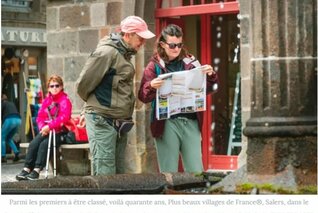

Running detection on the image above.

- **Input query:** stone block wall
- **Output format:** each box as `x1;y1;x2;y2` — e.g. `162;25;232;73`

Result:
1;0;47;28
237;0;252;167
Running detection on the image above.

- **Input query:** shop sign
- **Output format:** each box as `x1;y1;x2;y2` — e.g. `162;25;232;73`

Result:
1;27;46;47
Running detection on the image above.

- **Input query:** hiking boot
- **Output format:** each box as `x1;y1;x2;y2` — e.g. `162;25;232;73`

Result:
1;156;7;163
26;170;40;180
16;170;30;181
13;153;20;162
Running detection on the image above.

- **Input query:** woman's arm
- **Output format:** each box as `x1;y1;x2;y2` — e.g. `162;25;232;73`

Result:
138;62;160;103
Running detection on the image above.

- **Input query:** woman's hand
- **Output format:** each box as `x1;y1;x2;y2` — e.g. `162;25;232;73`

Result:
201;65;216;76
150;77;164;89
40;125;50;136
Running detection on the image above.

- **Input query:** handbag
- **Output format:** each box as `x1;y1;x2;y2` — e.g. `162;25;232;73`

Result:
63;130;77;144
63;117;88;144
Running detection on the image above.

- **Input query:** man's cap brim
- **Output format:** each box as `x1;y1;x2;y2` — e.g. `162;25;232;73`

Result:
136;30;156;39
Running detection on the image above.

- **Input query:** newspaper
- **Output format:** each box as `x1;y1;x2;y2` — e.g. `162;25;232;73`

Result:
156;65;208;120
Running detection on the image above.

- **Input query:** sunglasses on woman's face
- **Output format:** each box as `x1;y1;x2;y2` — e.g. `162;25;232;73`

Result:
49;84;60;88
164;42;183;49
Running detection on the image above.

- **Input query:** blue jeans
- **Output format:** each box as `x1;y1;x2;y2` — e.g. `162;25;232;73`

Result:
85;113;127;175
1;117;21;157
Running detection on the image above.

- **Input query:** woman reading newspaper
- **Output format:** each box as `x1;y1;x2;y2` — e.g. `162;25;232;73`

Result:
138;24;218;173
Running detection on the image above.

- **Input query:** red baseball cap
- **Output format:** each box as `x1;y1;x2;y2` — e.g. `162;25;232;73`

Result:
120;16;155;39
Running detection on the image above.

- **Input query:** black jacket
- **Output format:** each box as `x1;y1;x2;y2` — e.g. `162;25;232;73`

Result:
1;100;20;124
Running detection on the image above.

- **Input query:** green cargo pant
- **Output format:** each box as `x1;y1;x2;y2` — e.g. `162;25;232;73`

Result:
85;113;127;175
155;117;203;173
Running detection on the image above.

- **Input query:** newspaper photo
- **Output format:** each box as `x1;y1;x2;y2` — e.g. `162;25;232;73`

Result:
156;65;208;120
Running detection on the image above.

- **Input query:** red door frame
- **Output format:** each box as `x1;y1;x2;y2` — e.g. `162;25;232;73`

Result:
155;0;239;171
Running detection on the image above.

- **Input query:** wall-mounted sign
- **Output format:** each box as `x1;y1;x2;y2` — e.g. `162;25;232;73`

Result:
1;27;46;47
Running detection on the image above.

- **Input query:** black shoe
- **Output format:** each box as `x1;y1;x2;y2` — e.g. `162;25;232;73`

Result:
1;157;7;163
13;153;20;162
16;170;30;181
26;170;40;180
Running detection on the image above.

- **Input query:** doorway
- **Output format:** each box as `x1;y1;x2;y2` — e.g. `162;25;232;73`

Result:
155;0;240;171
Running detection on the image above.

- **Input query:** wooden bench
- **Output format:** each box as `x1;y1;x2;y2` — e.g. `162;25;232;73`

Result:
19;142;92;175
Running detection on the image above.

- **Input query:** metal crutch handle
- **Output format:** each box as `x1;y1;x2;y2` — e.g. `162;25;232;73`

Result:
45;130;52;179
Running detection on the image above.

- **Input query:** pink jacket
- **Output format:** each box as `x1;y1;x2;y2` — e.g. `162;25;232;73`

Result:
36;91;72;133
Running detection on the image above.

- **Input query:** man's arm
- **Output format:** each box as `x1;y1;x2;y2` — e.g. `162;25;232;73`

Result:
76;47;114;101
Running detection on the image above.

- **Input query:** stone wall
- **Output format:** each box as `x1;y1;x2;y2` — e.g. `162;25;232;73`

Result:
237;0;251;167
46;0;158;173
1;0;47;28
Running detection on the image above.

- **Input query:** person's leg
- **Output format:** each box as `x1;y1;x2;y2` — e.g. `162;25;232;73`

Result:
116;133;128;174
16;134;45;180
26;133;64;180
85;113;118;175
34;136;50;171
1;118;17;158
155;119;181;172
179;119;203;173
1;119;10;160
6;118;21;156
24;134;46;169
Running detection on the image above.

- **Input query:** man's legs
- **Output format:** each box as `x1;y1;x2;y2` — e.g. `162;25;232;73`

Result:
85;113;118;175
116;133;128;174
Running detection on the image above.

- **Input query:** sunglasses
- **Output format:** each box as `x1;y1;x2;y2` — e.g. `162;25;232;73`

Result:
164;42;184;49
49;84;60;88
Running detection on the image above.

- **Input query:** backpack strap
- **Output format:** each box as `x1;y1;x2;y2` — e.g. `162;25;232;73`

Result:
154;63;161;76
151;64;161;122
47;102;59;120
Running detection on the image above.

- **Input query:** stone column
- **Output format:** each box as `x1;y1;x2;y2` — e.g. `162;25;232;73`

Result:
241;0;317;188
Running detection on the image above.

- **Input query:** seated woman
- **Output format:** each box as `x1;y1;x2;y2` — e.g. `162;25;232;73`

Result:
16;75;72;180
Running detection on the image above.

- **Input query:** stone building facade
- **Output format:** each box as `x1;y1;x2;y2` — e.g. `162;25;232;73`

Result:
1;0;48;143
47;0;317;185
3;0;316;187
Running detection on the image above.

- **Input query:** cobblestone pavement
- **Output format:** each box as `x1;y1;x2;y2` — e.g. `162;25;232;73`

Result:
1;157;53;183
1;159;24;183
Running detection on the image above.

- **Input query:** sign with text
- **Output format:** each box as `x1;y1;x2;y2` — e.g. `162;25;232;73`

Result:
1;27;47;46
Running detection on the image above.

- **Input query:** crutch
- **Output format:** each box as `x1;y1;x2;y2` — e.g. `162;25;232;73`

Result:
45;128;57;178
45;130;52;179
53;129;56;177
45;103;59;179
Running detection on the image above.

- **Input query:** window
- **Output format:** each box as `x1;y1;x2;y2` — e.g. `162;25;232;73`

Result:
1;0;32;12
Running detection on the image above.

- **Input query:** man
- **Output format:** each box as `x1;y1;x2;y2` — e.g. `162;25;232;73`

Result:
76;16;155;175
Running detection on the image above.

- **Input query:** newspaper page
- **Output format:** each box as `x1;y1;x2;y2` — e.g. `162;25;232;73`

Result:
156;65;208;120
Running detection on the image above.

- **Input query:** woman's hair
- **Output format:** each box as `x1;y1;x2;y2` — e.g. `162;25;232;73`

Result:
156;24;188;62
47;74;64;89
